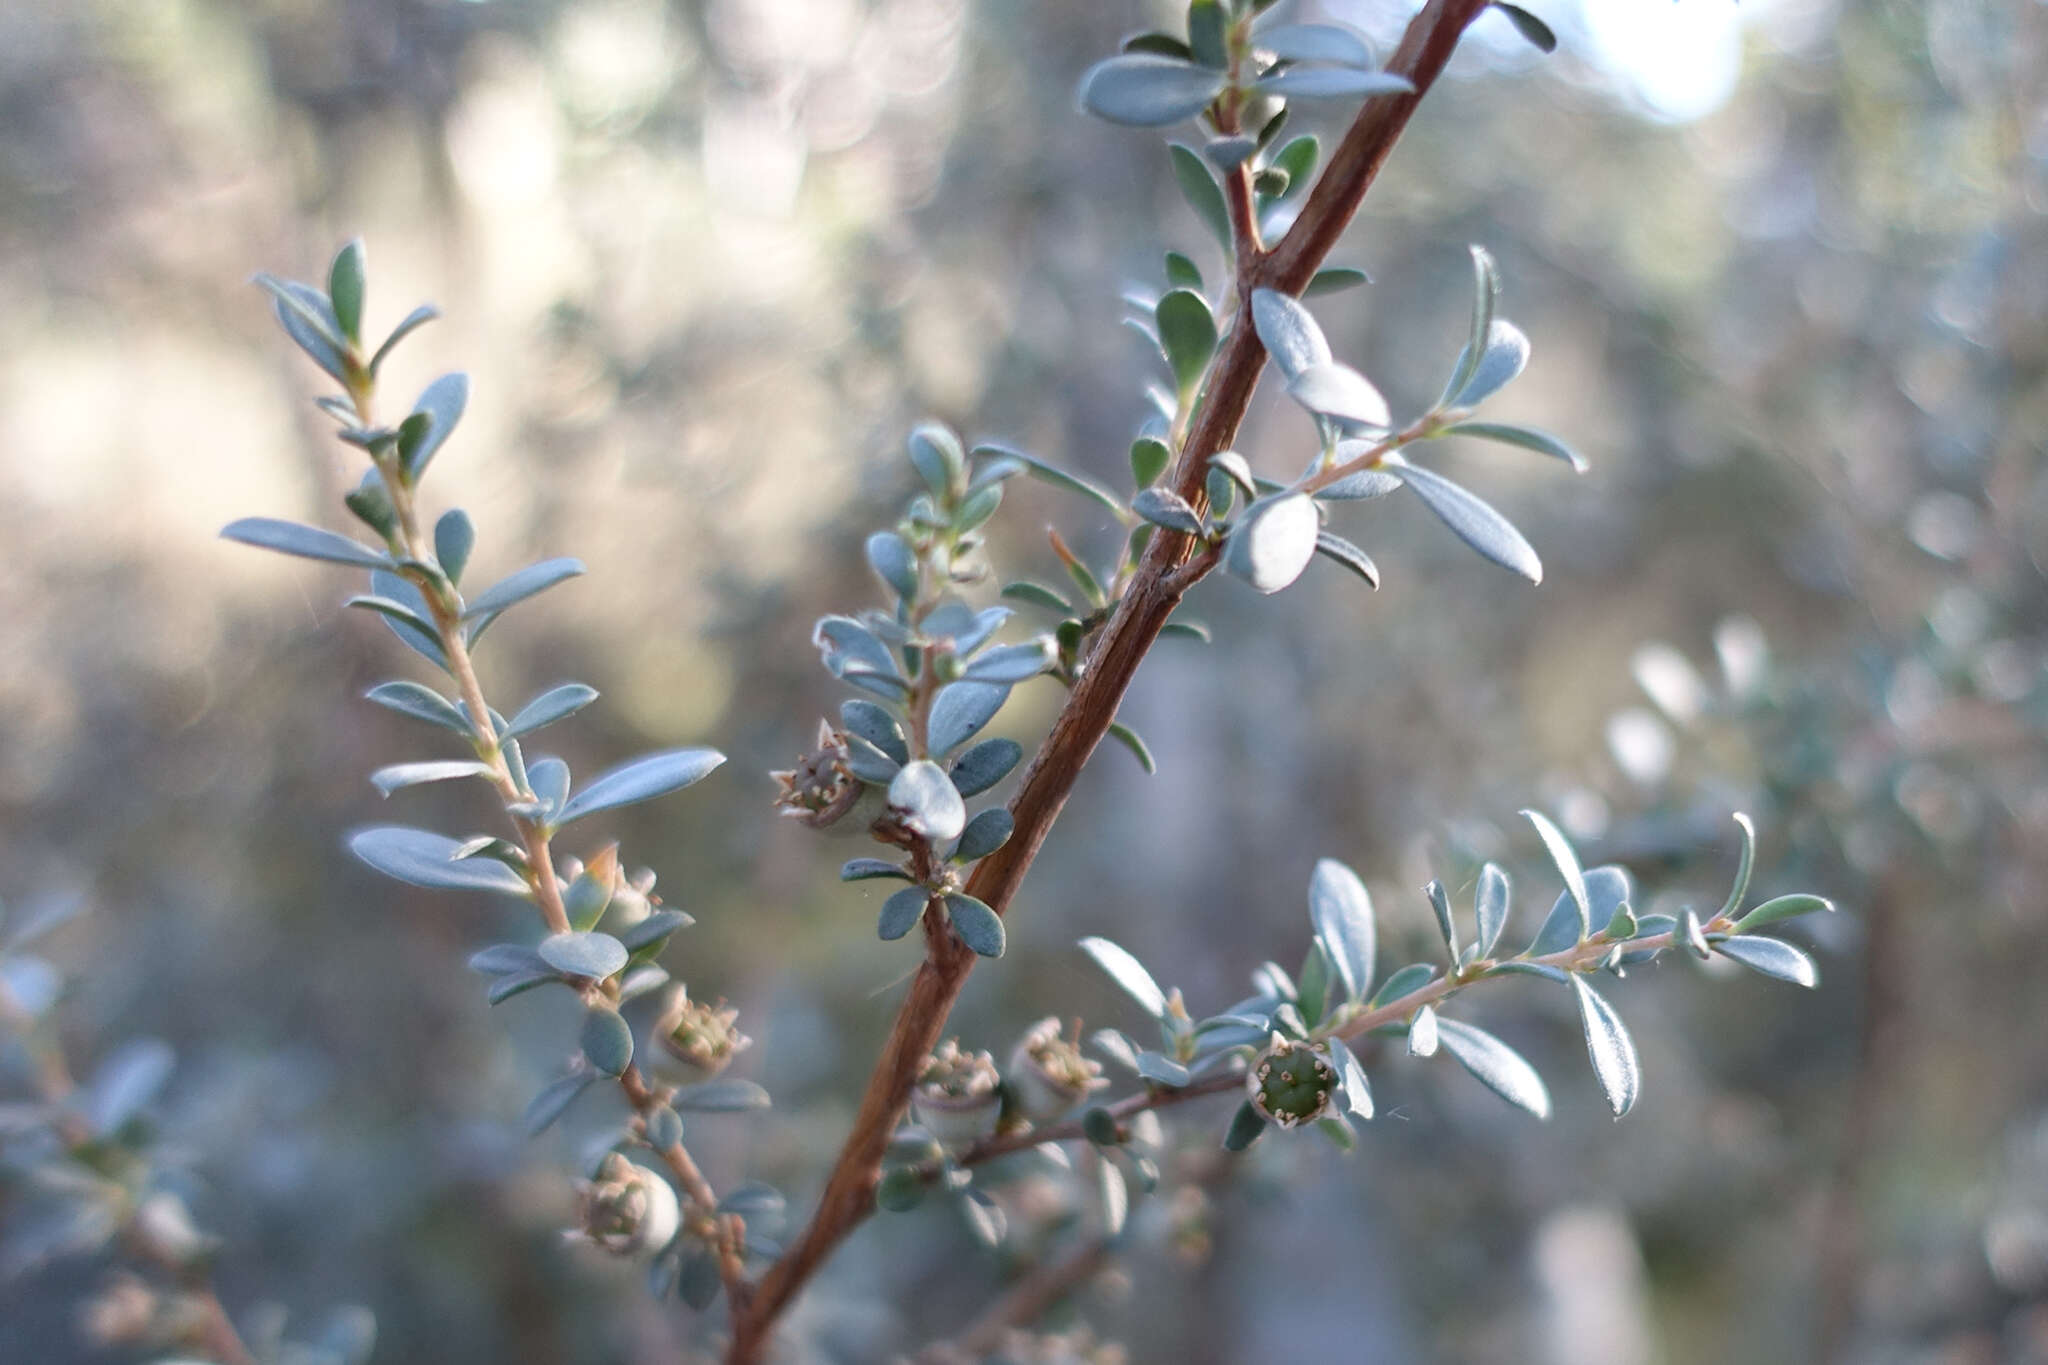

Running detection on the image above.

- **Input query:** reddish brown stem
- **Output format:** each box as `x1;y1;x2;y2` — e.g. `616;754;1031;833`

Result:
728;3;1490;1357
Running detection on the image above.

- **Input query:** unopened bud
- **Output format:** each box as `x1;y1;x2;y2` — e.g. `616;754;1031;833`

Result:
569;1153;681;1259
653;987;751;1082
1246;1036;1337;1129
1006;1017;1106;1126
913;1039;1002;1151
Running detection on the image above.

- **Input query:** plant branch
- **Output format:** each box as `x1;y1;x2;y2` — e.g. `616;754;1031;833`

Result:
731;2;1491;1356
346;383;750;1304
933;919;1703;1178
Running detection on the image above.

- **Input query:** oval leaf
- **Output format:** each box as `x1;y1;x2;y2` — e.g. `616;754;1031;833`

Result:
222;517;390;570
928;682;1009;755
504;684;599;740
949;738;1022;797
1223;493;1319;594
1077;54;1227;127
1570;976;1640;1117
1715;935;1818;988
1308;858;1375;1002
1250;289;1332;379
350;826;530;895
877;887;930;941
555;748;725;828
1392;461;1543;584
945;894;1005;957
1436;1018;1551;1119
580;1008;634;1076
673;1079;772;1113
1079;937;1167;1018
539;931;628;981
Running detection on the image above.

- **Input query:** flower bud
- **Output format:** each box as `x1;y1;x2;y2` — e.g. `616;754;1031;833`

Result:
1006;1017;1106;1126
652;986;751;1083
1245;1036;1337;1129
569;1153;680;1259
912;1039;1002;1151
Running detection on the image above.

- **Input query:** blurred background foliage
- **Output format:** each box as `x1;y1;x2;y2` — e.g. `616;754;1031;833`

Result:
0;0;2044;1360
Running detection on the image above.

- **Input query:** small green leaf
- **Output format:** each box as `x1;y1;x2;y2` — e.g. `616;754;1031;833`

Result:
1328;1036;1373;1120
1222;493;1318;593
646;1106;685;1150
1715;812;1758;922
1570;976;1639;1117
1369;962;1435;1008
842;859;912;883
1715;935;1818;987
1078;55;1227;127
1308;858;1375;1002
539;931;628;981
673;1079;772;1112
1169;143;1232;252
365;680;469;735
1305;266;1371;296
972;443;1125;521
1523;808;1589;934
1156;289;1217;395
1107;720;1156;774
1474;863;1511;957
350;826;530;895
1132;487;1206;536
1407;1004;1440;1056
929;682;1009;755
1129;437;1172;491
580;1007;634;1076
1079;937;1167;1018
369;760;493;796
462;557;586;630
1313;531;1380;588
1389;458;1542;584
1437;1018;1550;1119
434;510;475;585
1221;1100;1267;1151
1164;251;1203;290
1736;893;1836;933
1257;67;1413;100
953;809;1014;862
1425;880;1460;962
555;748;725;828
368;303;439;374
865;531;918;600
907;422;966;500
1493;2;1558;53
327;239;367;343
1442;421;1588;473
1249;288;1331;379
1287;362;1390;430
401;373;470;477
525;1070;596;1136
949;737;1022;797
222;517;390;570
878;887;930;941
503;684;599;741
1451;319;1532;407
946;894;1005;957
1001;581;1075;615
